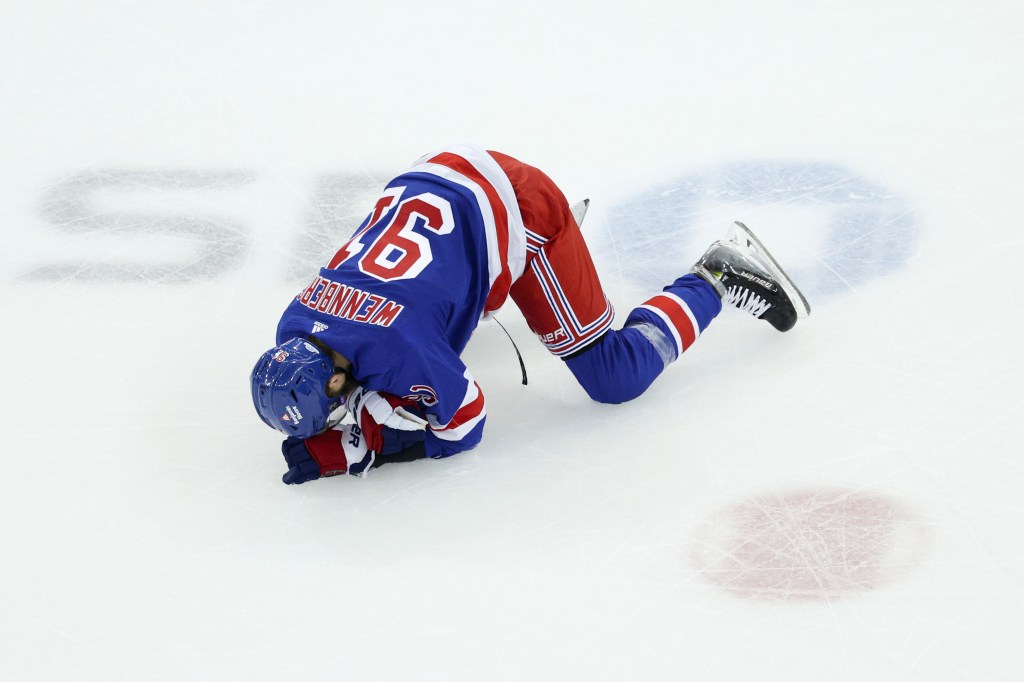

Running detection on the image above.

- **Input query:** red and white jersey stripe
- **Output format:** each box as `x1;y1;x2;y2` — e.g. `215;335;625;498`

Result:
406;145;527;319
427;369;486;442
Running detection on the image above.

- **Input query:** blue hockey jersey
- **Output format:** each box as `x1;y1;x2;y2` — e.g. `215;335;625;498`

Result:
276;145;528;458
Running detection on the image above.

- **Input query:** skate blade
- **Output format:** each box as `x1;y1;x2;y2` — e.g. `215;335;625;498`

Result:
728;221;811;318
571;198;590;228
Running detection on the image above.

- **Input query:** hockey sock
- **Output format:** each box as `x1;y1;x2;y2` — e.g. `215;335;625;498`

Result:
564;274;721;404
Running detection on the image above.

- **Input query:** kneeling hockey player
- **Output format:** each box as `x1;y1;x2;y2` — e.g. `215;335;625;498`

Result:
251;144;810;484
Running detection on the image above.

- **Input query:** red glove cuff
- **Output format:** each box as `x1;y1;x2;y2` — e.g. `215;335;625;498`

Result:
356;392;424;453
302;429;350;477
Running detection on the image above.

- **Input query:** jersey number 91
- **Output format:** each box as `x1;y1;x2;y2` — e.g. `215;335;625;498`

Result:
329;189;455;282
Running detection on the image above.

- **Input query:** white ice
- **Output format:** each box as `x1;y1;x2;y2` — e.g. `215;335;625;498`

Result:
2;1;1023;680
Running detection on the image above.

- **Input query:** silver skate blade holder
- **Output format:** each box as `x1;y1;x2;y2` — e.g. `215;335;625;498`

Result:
729;221;811;319
571;198;590;228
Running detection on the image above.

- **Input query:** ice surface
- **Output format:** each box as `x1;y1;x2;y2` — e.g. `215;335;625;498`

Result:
2;1;1023;680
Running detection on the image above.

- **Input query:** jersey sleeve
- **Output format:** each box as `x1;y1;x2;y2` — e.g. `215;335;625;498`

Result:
423;367;486;459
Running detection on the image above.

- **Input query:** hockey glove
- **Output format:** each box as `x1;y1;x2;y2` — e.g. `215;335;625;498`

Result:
346;387;428;456
281;424;373;484
280;389;427;484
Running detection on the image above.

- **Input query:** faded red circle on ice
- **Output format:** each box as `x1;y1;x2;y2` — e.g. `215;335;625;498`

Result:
690;488;931;600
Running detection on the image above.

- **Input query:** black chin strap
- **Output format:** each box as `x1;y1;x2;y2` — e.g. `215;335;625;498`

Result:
493;317;528;386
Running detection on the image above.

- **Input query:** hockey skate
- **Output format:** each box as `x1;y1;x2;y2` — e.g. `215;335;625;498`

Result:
691;221;811;332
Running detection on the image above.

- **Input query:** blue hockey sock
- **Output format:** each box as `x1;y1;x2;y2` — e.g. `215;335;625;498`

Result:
565;274;721;404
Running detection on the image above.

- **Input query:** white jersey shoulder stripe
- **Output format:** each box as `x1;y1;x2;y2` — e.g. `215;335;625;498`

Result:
406;144;527;317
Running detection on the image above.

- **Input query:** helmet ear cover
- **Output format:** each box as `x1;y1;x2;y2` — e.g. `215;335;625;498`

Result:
250;337;345;438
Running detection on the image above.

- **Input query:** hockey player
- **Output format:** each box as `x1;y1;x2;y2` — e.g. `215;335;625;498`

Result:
251;144;810;484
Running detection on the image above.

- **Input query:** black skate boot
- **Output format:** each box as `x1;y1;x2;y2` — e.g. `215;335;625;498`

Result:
691;221;811;332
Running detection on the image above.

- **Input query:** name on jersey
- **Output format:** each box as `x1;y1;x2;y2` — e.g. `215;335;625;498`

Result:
297;276;404;327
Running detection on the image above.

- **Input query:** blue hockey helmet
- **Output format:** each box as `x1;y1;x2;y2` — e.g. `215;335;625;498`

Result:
250;337;347;438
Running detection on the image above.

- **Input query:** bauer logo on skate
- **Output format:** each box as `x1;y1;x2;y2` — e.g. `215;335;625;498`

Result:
296;275;404;327
738;270;774;289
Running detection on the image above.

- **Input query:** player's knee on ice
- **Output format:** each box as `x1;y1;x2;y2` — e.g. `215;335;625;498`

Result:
565;274;724;405
565;327;670;404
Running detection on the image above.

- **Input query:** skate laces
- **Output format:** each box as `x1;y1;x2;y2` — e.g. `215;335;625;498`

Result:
725;285;771;318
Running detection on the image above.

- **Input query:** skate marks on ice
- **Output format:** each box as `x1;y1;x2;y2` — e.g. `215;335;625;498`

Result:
600;161;919;301
689;487;933;600
18;168;387;285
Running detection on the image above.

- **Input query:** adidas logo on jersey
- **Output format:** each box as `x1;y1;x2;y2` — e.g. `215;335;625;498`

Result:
312;321;329;333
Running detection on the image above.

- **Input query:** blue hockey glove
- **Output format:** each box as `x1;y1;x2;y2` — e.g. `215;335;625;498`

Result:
377;425;426;456
279;389;428;484
280;437;325;485
280;426;368;485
